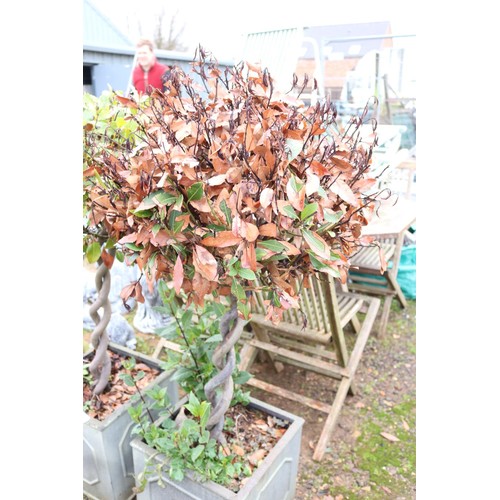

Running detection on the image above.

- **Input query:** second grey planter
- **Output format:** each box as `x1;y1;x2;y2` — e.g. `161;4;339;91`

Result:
130;397;304;499
83;342;179;500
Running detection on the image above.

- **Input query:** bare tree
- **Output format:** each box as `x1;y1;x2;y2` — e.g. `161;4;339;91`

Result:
123;6;187;52
153;8;186;51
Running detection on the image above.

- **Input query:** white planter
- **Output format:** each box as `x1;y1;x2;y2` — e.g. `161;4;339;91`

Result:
131;397;304;499
83;343;179;500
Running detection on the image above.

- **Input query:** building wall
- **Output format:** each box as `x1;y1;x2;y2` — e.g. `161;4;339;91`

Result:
294;58;359;100
83;47;234;96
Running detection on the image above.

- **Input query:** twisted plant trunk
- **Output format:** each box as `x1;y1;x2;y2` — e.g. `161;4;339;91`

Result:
204;295;245;443
89;259;112;395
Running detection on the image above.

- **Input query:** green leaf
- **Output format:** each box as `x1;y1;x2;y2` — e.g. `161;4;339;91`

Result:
233;370;252;385
270;291;281;307
238;268;256;280
174;194;184;210
318;186;328;198
199;429;210;444
330;251;342;261
135;192;157;210
86;242;101;263
191;444;205;462
198;401;211;429
124;243;142;251
168;210;182;231
104;238;116;250
152;224;161;236
266;254;289;262
237;301;250;319
289;174;304;193
122;357;136;370
171;367;195;383
170;467;184;482
153;191;177;206
207;224;227;232
258;240;287;252
91;169;107;190
119;373;135;387
323;209;344;224
308;251;341;277
173;220;184;233
220;200;232;225
231;280;246;301
187;182;204;202
255;248;266;261
281;204;298;220
308;252;326;270
323;266;340;278
180;309;193;330
285;138;303;161
225;463;235;478
128;403;143;422
132;209;153;218
227;256;238;266
205;333;223;343
302;229;328;257
147;386;168;404
300;202;318;221
185;392;201;416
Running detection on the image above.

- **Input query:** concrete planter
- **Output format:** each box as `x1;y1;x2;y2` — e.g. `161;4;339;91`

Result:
83;342;179;500
130;397;304;499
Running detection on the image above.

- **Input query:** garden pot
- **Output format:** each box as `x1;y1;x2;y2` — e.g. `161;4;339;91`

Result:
130;396;304;499
83;342;179;500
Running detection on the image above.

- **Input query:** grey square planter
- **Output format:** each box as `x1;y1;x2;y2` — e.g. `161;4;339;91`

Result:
130;397;304;499
83;342;179;500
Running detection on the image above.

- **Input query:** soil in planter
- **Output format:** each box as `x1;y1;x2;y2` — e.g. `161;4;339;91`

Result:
83;349;160;421
138;402;290;494
218;403;290;492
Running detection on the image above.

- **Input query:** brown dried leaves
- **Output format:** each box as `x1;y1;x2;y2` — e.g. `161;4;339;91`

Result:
84;53;381;321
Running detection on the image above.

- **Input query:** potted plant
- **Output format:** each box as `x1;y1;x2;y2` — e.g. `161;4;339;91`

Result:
83;46;382;497
83;344;179;500
83;91;179;500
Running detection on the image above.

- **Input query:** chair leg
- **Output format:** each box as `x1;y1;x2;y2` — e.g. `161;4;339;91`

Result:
386;272;407;308
348;379;356;396
350;314;361;334
313;376;352;461
238;342;258;372
152;339;166;359
377;296;393;337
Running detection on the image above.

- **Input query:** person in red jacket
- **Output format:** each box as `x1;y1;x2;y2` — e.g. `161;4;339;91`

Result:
132;38;169;95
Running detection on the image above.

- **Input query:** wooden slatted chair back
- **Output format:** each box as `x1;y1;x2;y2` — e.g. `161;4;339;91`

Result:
239;273;381;461
252;275;334;337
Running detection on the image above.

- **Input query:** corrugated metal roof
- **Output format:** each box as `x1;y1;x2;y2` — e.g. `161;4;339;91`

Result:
83;0;132;49
302;21;392;59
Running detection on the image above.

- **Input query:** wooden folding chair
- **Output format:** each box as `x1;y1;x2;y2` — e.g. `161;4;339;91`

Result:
238;275;380;461
347;231;410;338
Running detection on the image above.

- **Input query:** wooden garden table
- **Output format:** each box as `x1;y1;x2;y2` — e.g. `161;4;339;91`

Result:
347;197;416;336
363;197;416;240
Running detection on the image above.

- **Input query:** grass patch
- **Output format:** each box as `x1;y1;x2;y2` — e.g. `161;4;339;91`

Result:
354;396;416;498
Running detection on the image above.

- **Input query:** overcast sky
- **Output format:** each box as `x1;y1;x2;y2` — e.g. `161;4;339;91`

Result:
90;0;417;60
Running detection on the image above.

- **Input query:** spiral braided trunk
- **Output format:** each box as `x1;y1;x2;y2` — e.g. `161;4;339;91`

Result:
204;295;244;443
89;260;112;396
